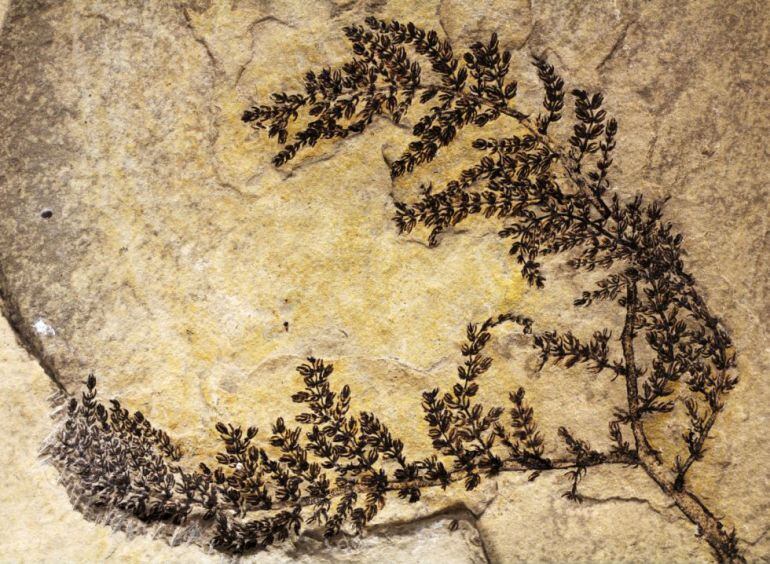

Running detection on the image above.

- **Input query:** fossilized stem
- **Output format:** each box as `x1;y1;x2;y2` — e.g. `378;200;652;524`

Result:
436;85;743;561
621;278;646;440
619;278;742;563
266;452;637;512
398;83;743;559
633;432;741;562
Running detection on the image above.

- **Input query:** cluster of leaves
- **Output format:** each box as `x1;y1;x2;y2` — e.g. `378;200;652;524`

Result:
421;313;541;490
242;16;524;175
51;375;189;523
53;313;611;553
568;90;607;173
558;427;605;502
532;57;564;135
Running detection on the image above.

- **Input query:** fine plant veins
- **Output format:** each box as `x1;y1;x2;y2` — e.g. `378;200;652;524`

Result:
51;18;742;562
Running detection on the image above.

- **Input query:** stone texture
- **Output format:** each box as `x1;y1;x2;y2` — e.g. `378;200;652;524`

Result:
0;302;218;562
0;302;487;563
478;467;712;562
0;0;768;562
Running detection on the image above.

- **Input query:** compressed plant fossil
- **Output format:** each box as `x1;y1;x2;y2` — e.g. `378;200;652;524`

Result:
51;18;743;562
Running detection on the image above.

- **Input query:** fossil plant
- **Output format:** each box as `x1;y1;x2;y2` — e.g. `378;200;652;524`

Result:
52;18;742;562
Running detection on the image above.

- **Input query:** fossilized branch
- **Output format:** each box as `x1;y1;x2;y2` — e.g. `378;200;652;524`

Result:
52;315;636;552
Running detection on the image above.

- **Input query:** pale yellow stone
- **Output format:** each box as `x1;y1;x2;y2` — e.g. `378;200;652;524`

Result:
0;0;768;561
0;302;488;562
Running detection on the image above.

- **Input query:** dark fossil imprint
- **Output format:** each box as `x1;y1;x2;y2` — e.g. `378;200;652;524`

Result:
50;18;743;562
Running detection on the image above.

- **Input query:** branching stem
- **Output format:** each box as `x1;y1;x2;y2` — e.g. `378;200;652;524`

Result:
446;83;742;562
277;452;637;512
619;277;742;562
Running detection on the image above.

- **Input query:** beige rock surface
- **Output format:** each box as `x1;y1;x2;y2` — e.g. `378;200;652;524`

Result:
0;0;768;562
0;299;488;563
0;298;228;562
